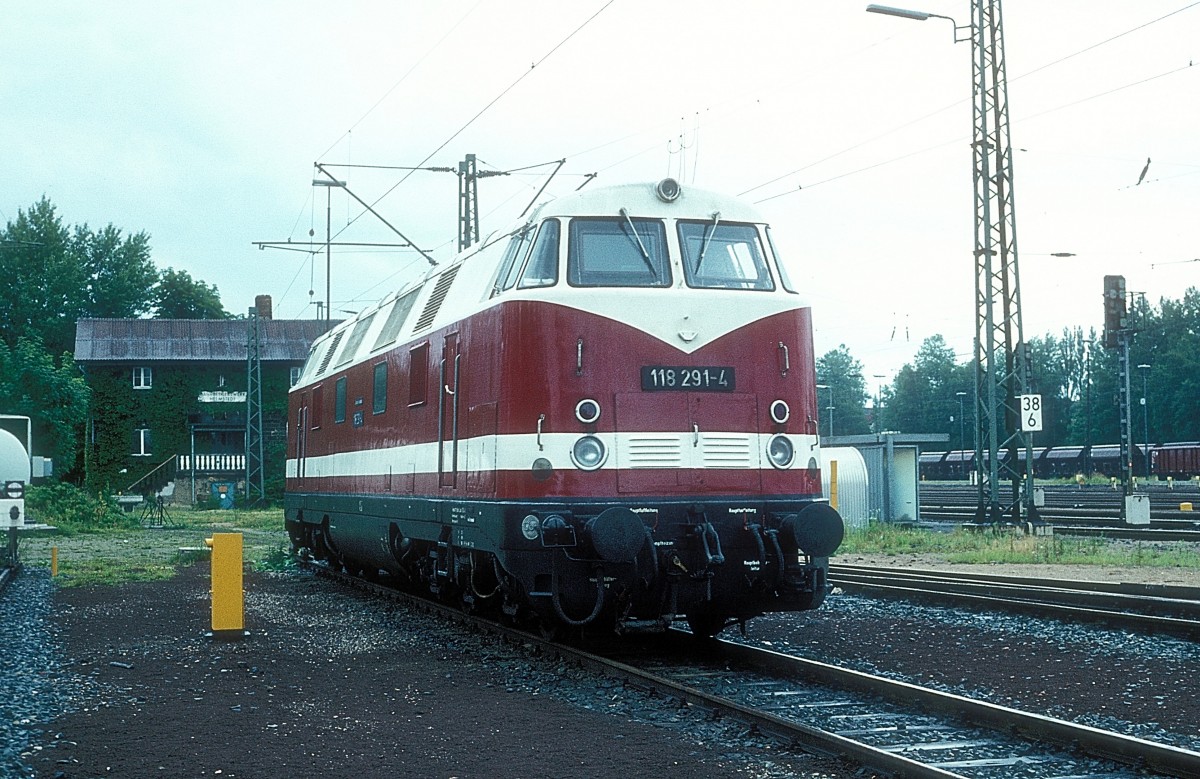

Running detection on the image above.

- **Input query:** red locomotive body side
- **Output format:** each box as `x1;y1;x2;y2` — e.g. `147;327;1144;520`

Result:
287;301;820;500
284;180;843;637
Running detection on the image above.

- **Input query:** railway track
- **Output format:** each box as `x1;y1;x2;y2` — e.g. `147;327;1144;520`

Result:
830;564;1200;639
304;559;1200;778
0;564;17;597
920;483;1200;539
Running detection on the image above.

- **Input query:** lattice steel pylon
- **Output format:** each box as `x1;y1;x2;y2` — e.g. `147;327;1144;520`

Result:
457;153;480;252
968;0;1036;525
245;308;265;506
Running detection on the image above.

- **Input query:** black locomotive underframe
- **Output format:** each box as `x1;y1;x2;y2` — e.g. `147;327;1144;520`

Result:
284;492;832;632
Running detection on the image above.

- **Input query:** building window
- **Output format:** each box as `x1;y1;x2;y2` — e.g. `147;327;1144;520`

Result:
373;362;387;415
133;366;153;389
334;376;347;424
132;428;153;457
290;366;302;386
409;343;429;406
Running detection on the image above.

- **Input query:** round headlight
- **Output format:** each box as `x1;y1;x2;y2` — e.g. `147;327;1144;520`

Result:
769;400;790;424
521;514;542;541
655;177;682;202
767;435;795;469
575;398;601;425
571;436;607;471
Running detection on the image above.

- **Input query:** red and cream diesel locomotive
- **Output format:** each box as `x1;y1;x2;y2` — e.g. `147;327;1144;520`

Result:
285;178;843;637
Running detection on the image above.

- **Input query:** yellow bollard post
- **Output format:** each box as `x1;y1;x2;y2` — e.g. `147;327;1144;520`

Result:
203;533;246;639
829;459;839;511
50;546;57;577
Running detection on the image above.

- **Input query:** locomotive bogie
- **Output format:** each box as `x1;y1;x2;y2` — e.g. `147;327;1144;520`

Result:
285;492;838;633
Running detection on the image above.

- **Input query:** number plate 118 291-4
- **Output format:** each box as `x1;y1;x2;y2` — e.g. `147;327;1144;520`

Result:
641;366;735;392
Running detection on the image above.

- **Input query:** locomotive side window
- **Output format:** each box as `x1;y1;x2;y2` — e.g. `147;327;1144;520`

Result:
492;226;535;296
764;226;798;294
567;217;670;287
517;219;560;289
372;362;387;415
678;221;774;291
334;377;347;424
408;342;429;407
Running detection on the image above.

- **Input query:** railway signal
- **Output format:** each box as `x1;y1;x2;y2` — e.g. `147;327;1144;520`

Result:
1102;275;1127;349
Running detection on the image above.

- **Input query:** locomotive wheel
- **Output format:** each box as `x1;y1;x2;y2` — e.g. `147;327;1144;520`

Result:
685;612;727;639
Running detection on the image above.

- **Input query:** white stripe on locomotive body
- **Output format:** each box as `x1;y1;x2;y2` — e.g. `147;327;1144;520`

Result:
286;432;819;480
292;181;809;390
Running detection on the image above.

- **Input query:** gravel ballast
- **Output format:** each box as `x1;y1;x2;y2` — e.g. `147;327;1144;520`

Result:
13;565;854;779
6;551;1200;777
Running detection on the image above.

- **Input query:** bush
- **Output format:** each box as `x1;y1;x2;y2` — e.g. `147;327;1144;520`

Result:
25;483;141;533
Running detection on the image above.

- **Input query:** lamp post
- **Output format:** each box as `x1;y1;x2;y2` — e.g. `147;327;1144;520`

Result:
873;374;886;433
866;1;1033;524
1137;363;1151;477
816;384;831;437
956;391;967;476
312;178;347;322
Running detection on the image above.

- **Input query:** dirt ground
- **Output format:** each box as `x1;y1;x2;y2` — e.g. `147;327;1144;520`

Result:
21;531;1200;778
26;565;853;779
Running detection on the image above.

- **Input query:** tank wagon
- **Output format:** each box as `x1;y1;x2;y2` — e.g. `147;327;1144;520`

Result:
285;179;844;637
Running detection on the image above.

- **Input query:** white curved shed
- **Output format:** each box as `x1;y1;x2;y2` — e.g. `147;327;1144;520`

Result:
821;447;870;530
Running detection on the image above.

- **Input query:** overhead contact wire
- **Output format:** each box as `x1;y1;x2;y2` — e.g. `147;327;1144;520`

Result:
333;0;615;243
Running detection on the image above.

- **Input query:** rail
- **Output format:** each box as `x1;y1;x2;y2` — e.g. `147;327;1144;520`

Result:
304;558;1200;779
830;564;1200;639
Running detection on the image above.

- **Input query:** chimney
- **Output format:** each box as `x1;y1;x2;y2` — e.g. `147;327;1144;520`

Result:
255;295;273;320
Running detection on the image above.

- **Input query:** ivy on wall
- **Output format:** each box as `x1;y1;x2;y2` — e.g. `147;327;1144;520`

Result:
85;362;295;499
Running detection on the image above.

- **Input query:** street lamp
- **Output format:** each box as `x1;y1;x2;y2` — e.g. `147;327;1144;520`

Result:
1137;363;1151;477
815;384;831;437
313;177;347;322
873;373;886;434
956;391;967;476
1082;339;1095;448
866;3;971;40
866;1;1034;524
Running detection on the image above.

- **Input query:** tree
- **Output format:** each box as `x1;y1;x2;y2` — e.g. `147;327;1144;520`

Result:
0;335;90;474
153;268;230;319
884;335;970;439
816;345;870;436
0;198;158;356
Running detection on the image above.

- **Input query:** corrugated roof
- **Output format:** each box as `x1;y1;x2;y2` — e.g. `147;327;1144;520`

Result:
74;318;340;363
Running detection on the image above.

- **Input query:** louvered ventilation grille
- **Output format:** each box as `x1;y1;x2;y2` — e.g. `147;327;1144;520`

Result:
700;434;753;468
315;330;345;375
623;435;683;468
413;265;461;332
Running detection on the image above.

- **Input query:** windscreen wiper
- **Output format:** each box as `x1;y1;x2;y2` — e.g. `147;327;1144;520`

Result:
695;211;722;272
619;207;658;278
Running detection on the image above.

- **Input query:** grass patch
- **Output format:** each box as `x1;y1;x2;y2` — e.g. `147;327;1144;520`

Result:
256;546;297;573
20;506;289;587
50;558;178;588
839;522;1200;569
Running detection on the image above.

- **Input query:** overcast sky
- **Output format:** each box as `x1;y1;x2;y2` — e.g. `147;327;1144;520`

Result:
4;1;1197;390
